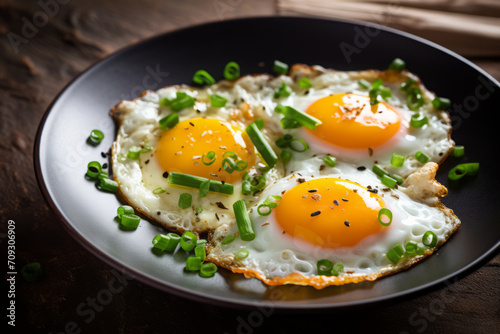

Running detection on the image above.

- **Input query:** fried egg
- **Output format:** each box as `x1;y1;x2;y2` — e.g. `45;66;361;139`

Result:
207;162;460;288
110;84;285;234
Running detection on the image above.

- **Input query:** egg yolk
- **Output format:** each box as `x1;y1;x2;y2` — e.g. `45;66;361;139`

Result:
156;118;255;183
306;93;401;149
274;178;387;248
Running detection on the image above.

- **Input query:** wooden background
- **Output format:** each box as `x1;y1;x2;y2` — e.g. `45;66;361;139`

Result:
1;0;498;333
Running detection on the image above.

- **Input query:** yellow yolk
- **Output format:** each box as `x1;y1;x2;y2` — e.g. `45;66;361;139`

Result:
156;118;255;183
274;178;386;248
306;93;401;149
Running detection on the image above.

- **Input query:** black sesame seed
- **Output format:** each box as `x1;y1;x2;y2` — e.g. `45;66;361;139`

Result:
357;166;366;171
145;159;150;164
344;220;350;227
308;189;318;193
102;163;108;169
311;210;321;217
333;199;339;206
189;122;195;127
101;152;107;158
342;198;349;202
162;171;169;178
157;212;161;215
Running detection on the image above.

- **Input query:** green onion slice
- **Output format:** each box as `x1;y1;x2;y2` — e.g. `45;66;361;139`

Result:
273;60;289;75
432;97;451;110
257;195;282;216
452;145;465;158
386;245;404;264
202;151;216;165
192;70;215;85
180;231;197;252
210;94;228;108
378;208;393;226
117;205;134;219
185;256;202;271
153;187;165;194
87;161;102;178
448;163;479;180
400;78;416;92
120;214;140;229
404;241;418;255
410;113;428;128
234;249;249;261
274;82;292;99
390;153;405;167
164;233;181;252
127;146;142;160
89;129;104;145
242;172;266;195
199;262;218;278
415;151;430;164
317;259;334;276
358;79;371;89
289;138;309;152
169;172;234;195
199;179;210;198
159;113;179;130
99;178;118;193
274;105;322;130
161;92;196;111
152;234;170;251
221;234;236;245
195;242;206;261
298;77;312;89
389;58;406;71
280;150;292;165
407;87;425;111
381;175;397;189
178;193;192;209
223;61;240;80
245;122;278;168
280;117;301;129
323;155;337;167
275;134;293;148
372;164;389;178
21;262;43;282
422;231;438;248
233;200;255;241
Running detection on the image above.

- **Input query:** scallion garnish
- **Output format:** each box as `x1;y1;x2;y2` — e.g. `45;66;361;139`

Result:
185;256;202;271
221;234;236;245
242;172;266;195
88;129;104;145
202;151;216;165
378;208;393;226
432;97;451;110
234;249;249;261
273;60;289;75
358;79;371;89
280;150;292;164
381;174;398;189
372;164;389;178
404;241;418;255
274;105;322;130
422;231;438;248
323;155;337;167
161;92;196;111
192;70;215;85
210;94;228;108
280;117;301;129
178;193;192;209
199;179;210;198
410;113;428;128
159;113;179;130
195;241;206;261
199;262;218;278
21;262;43;282
99;178;118;193
448;163;479;180
317;259;333;276
127;146;142;160
452;145;465;158
164;233;181;252
169;172;234;195
223;61;240;80
274;82;292;99
400;78;416;92
233;200;255;241
389;58;406;71
153;187;165;194
289;138;309;152
120;213;140;229
298;77;312;89
386;245;404;264
152;234;171;251
415;151;430;164
180;231;197;252
117;205;134;219
245;122;278;168
257;195;281;216
87;161;102;178
407;87;424;111
390;153;405;167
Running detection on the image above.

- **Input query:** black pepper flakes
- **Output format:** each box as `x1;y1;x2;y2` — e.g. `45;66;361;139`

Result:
215;202;228;210
145;159;150;165
102;163;108;169
357;166;366;171
162;171;169;178
101;152;107;158
342;198;349;202
344;220;350;227
311;210;321;217
215;213;220;221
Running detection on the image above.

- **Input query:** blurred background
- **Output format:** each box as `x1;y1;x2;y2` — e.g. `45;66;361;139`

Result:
1;0;499;333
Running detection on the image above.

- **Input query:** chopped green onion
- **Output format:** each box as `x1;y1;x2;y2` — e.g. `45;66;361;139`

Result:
407;87;425;111
120;213;140;229
159;113;179;130
98;171;109;180
140;142;152;153
372;164;389;178
192;70;215;85
298;77;312;89
448;163;479;180
422;231;438;248
223;61;240;80
196;205;204;214
391;174;404;185
99;178;118;192
88;129;104;145
242;172;266;195
274;105;322;130
274;82;292;99
410;113;428;128
276;134;293;148
369;88;379;105
273;60;288;75
164;233;181;252
380;87;392;100
127;146;142;159
378;208;393;226
245;122;278;168
381;174;398;189
432;97;451;110
21;262;43;282
153;187;165;194
199;179;210;198
185;256;202;271
405;241;418;255
180;231;197;252
161;92;196;111
233;200;255;241
280;150;292;164
400;78;416;92
289;138;309;152
452;145;465;158
202;151;216;165
152;234;171;251
117;205;134;219
221;234;236;245
257;195;281;216
317;259;334;276
415;151;430;164
178;193;192;209
390;153;405;167
253;118;265;130
195;241;206;261
87;161;102;178
372;78;383;89
234;249;249;261
199;262;218;278
323;155;337;167
280;117;301;129
210;94;228;107
223;151;238;160
331;263;344;276
389;58;406;71
386;245;404;264
358;79;371;89
169;172;234;195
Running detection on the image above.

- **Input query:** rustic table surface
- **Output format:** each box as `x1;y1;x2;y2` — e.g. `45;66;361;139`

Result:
1;0;499;333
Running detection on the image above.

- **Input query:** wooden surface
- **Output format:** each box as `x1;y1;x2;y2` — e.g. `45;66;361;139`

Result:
1;0;498;333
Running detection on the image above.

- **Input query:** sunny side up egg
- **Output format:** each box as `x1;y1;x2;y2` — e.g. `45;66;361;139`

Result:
207;162;460;289
110;83;285;234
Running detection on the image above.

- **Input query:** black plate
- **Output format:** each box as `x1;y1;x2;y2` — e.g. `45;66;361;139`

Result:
34;17;500;309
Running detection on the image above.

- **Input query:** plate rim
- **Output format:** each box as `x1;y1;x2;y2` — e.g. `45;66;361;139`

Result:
33;15;500;310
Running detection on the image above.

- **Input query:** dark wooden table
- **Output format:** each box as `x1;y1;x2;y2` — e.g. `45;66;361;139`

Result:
1;0;498;333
